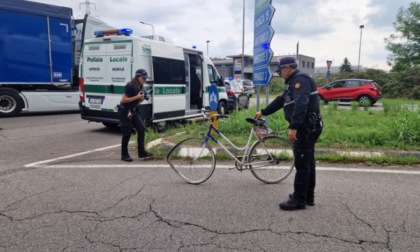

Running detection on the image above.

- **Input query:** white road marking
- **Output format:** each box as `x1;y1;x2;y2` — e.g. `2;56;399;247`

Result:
24;143;420;175
24;143;129;168
36;164;420;175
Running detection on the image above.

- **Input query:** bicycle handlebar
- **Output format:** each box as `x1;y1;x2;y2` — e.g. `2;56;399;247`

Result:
200;109;228;121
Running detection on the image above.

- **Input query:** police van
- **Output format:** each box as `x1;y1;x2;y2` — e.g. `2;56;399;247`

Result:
78;28;228;130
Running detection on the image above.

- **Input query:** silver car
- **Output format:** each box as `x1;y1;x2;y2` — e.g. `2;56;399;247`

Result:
237;79;255;96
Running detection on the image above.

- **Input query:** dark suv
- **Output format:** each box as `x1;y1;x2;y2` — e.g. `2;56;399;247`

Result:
317;79;381;106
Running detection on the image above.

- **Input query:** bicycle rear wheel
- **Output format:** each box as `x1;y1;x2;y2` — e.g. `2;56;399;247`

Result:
248;136;294;184
166;138;216;184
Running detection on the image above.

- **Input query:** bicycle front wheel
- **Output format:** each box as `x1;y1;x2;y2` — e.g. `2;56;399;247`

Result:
166;138;216;184
248;136;294;184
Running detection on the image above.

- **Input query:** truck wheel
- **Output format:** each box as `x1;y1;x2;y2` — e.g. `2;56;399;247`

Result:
152;121;167;133
0;90;24;117
217;101;227;115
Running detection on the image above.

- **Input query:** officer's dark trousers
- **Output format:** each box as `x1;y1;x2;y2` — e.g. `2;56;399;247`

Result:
292;126;322;202
121;113;146;157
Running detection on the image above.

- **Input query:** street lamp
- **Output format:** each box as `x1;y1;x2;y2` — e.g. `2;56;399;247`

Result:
139;21;154;38
206;40;210;55
357;25;364;71
241;0;245;79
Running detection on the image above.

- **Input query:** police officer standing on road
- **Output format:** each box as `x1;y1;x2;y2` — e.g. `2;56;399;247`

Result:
119;69;154;162
255;57;323;211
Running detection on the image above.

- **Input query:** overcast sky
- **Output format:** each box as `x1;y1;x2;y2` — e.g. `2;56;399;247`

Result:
31;0;414;71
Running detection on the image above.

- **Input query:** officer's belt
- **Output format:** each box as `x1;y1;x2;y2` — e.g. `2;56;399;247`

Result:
284;91;318;107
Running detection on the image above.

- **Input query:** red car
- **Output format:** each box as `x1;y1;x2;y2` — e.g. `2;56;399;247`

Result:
317;79;381;106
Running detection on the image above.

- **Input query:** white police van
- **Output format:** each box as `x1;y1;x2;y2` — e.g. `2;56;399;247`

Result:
78;28;228;130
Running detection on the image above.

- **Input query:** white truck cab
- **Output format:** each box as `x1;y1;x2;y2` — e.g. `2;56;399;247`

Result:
78;28;228;130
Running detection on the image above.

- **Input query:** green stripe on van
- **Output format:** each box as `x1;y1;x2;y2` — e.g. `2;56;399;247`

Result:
84;84;184;95
84;84;125;94
204;86;226;93
154;86;185;95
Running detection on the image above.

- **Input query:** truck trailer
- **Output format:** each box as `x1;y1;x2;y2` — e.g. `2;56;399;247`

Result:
0;0;114;117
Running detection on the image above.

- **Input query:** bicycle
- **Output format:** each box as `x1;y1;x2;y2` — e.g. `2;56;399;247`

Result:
166;110;294;184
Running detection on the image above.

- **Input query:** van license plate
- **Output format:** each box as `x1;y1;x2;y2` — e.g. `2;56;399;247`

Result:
89;98;103;104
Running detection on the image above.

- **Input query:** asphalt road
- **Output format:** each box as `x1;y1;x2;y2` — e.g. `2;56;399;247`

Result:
1;112;420;251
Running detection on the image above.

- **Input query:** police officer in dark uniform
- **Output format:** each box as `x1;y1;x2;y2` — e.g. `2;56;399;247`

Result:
255;57;323;211
119;69;154;162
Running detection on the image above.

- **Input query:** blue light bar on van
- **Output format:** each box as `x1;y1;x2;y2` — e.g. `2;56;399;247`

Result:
94;28;133;37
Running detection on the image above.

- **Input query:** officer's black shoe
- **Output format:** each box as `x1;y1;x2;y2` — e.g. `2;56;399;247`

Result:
121;155;133;162
138;151;154;159
289;194;315;206
279;198;306;211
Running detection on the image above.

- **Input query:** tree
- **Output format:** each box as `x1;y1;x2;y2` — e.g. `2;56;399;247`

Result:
339;57;353;72
385;2;420;71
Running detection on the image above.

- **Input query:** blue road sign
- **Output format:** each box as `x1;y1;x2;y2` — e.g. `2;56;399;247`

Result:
254;25;275;50
208;84;219;111
254;4;275;33
253;66;273;86
255;0;272;15
253;48;274;69
326;70;331;79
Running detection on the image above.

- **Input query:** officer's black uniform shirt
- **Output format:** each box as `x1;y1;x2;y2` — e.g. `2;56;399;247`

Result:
122;81;142;112
261;70;320;129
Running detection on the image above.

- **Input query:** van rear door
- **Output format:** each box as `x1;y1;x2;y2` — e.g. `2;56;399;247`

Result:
103;41;133;110
82;40;132;112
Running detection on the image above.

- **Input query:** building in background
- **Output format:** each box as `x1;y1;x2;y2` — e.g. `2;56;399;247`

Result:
213;54;315;80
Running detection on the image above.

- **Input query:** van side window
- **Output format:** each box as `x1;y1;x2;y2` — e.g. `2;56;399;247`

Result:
207;65;217;85
153;57;185;84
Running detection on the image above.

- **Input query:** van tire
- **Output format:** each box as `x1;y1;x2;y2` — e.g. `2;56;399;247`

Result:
0;89;24;117
217;101;227;115
102;122;119;130
152;121;167;133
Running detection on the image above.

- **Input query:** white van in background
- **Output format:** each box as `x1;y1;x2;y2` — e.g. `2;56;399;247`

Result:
78;28;228;131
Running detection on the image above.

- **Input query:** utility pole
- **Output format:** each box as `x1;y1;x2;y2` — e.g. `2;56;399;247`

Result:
241;0;245;79
206;40;210;55
358;25;364;71
79;0;96;15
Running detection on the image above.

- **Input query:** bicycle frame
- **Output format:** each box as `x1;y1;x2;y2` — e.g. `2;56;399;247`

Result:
203;119;262;168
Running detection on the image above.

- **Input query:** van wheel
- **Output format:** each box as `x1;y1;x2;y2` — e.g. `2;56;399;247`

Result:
0;89;24;117
102;122;119;130
217;101;227;115
152;121;167;133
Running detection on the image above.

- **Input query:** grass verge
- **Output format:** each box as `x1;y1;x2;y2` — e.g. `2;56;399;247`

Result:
145;98;420;166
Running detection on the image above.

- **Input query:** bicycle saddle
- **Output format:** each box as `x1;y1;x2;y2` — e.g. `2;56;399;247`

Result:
246;117;265;126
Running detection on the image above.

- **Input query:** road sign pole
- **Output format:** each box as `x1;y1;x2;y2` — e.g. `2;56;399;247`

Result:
326;60;332;84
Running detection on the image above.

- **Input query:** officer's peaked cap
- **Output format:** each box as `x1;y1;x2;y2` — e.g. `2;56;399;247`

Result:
135;69;148;78
278;57;297;68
